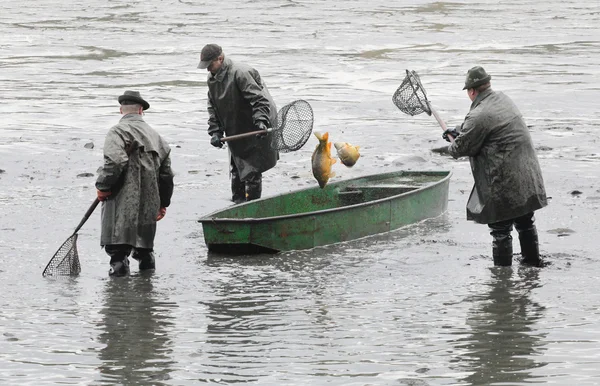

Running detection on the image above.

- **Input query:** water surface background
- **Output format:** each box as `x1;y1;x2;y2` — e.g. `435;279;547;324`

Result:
1;0;600;384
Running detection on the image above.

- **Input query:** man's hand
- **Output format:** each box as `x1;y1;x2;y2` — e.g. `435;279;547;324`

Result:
97;190;112;201
210;133;223;148
255;122;268;138
156;207;166;221
442;128;460;142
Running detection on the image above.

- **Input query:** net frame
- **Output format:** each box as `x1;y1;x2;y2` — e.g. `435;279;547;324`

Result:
42;233;81;277
270;99;314;153
392;70;432;116
42;198;98;277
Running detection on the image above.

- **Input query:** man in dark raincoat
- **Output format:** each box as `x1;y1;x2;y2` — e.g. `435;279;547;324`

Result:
96;91;175;276
443;66;547;267
198;44;278;204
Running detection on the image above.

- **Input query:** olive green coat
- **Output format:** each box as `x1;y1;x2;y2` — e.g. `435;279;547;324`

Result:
449;89;547;224
206;57;278;181
96;114;174;248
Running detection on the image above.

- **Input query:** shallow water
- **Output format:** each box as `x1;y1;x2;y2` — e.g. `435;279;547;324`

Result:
1;0;600;385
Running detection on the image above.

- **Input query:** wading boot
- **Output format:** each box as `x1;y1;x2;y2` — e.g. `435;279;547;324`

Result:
231;171;246;204
245;175;262;202
133;250;156;271
109;258;130;277
106;245;131;277
492;235;513;266
519;228;542;267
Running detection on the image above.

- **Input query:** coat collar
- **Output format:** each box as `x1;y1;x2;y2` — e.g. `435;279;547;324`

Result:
470;88;493;110
209;57;231;82
120;113;145;122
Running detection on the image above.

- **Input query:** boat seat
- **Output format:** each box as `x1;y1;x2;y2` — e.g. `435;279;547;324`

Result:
338;185;418;205
346;184;418;192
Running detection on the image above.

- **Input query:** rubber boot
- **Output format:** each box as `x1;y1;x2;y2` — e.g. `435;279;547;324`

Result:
133;249;155;271
231;170;246;204
492;234;513;266
106;245;131;277
518;228;541;267
245;180;262;201
245;173;262;201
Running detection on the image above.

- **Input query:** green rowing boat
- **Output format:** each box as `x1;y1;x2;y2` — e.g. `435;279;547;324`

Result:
198;170;451;254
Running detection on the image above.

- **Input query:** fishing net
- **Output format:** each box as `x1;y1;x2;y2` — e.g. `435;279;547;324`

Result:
42;198;98;277
392;70;432;116
42;234;81;277
270;99;314;153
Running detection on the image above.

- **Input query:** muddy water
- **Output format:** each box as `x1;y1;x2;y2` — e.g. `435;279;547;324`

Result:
1;1;600;385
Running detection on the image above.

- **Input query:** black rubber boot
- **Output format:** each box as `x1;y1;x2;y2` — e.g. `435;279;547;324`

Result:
109;259;130;276
105;245;131;277
492;234;513;266
231;170;246;204
133;249;156;271
245;173;262;201
518;228;541;267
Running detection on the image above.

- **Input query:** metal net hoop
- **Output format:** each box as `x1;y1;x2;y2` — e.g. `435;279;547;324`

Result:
42;234;81;277
271;99;314;153
392;70;432;116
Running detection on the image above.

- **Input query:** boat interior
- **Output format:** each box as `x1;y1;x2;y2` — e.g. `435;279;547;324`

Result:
202;171;449;221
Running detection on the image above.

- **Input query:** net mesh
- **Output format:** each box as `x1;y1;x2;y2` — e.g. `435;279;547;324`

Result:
42;234;81;277
271;99;314;153
392;70;432;116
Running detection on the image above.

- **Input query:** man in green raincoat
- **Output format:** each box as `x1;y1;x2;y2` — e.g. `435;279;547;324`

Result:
96;91;175;276
443;66;547;267
199;44;278;204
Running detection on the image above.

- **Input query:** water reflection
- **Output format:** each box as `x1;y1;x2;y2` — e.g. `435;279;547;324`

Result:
199;261;290;383
97;275;176;385
453;267;548;385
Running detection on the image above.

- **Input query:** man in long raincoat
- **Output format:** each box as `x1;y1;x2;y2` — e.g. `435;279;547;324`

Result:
443;66;547;267
96;91;175;276
198;44;278;204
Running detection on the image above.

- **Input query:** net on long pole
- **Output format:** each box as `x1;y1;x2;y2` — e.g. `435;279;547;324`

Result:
42;198;98;277
270;99;314;153
392;70;432;116
42;233;81;277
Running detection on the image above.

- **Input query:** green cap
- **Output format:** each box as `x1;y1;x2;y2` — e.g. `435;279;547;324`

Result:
463;66;491;90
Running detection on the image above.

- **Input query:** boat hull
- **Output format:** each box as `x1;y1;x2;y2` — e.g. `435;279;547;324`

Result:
199;170;451;254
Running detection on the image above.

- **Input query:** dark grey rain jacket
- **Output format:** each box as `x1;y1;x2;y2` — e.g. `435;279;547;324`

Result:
96;114;174;248
449;89;547;224
206;57;278;181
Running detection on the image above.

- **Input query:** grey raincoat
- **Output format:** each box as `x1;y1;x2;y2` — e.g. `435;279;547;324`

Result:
449;89;547;224
206;57;278;181
96;114;174;248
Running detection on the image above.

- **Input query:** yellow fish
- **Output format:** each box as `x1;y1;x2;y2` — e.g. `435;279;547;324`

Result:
334;142;361;167
311;132;336;188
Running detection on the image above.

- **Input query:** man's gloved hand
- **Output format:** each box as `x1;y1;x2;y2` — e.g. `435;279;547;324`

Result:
255;121;268;139
97;190;112;201
210;132;223;148
156;207;166;221
442;128;460;142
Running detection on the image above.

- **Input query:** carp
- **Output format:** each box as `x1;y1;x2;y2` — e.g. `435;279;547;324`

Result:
311;132;336;188
334;142;361;167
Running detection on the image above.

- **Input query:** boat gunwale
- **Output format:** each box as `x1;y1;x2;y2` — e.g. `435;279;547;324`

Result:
198;170;452;224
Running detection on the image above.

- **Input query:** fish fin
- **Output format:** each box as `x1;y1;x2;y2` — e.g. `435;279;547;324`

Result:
330;171;336;178
322;132;329;141
313;131;323;141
